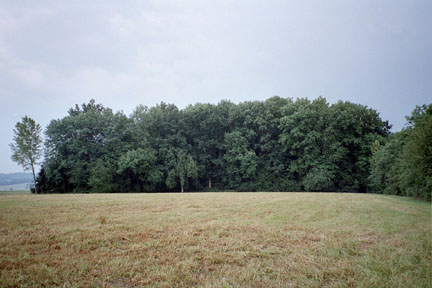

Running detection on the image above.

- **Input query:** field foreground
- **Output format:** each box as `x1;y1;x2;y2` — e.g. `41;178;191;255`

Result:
0;193;430;287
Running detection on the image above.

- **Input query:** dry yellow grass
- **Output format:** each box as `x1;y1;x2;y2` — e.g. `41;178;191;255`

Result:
0;192;430;287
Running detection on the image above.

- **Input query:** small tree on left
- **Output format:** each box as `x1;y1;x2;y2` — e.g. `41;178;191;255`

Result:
10;116;42;193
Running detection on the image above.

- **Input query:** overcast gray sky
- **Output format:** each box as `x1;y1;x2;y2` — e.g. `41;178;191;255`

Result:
1;0;431;173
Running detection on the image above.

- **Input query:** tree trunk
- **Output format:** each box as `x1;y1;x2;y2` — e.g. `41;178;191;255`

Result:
31;162;38;194
208;176;212;189
277;173;281;192
181;183;184;193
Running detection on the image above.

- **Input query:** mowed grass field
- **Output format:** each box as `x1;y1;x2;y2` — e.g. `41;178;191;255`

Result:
0;193;430;287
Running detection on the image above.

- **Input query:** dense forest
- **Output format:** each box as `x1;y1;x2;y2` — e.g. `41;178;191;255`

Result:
35;97;431;200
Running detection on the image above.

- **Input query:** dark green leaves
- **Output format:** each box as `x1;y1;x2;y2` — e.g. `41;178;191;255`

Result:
370;104;431;200
36;98;429;200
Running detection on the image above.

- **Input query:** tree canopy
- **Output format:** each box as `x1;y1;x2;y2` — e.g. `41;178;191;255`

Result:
34;97;430;200
369;104;432;200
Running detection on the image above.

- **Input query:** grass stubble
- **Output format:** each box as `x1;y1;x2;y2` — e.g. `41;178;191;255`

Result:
0;192;430;287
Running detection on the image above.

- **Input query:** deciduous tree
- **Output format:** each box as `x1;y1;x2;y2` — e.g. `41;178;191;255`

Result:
10;116;42;193
166;150;197;192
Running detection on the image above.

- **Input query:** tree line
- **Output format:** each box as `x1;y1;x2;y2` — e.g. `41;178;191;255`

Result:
369;104;431;200
11;97;430;200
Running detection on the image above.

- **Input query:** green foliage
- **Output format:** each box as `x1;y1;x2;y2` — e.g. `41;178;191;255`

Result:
166;150;197;192
88;159;116;193
280;98;321;185
10;116;42;193
369;104;431;201
182;102;231;190
35;98;428;200
117;148;162;192
329;101;391;192
400;105;432;200
223;131;258;190
42;100;133;193
303;166;335;192
369;132;408;195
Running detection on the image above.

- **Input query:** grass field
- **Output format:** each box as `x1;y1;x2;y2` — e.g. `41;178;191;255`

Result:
0;193;430;287
0;190;30;195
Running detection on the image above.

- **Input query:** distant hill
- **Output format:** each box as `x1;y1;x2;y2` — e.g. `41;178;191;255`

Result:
0;173;33;186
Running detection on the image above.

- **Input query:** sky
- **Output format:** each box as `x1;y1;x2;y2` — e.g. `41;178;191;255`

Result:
0;0;431;173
